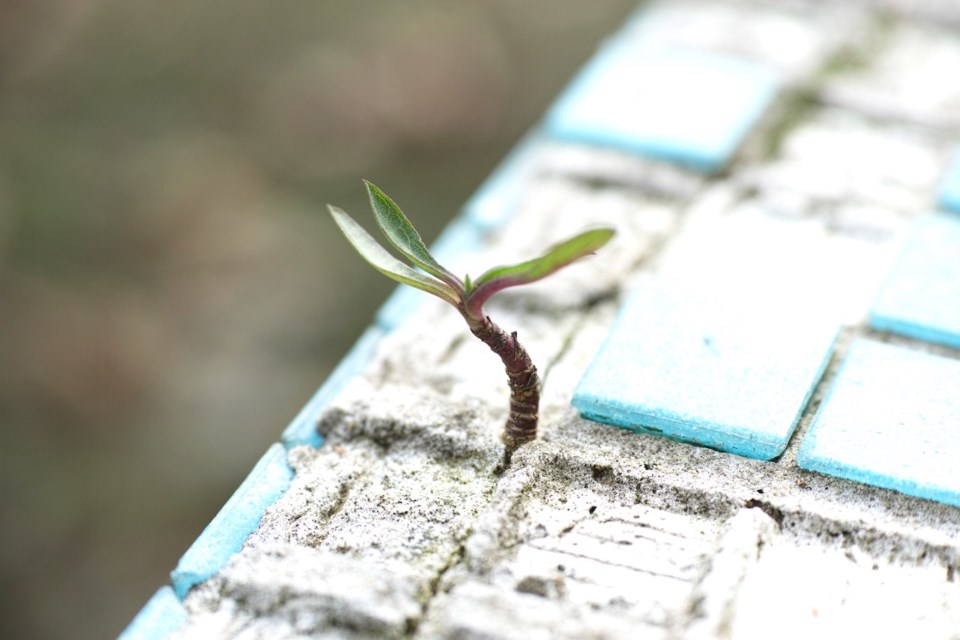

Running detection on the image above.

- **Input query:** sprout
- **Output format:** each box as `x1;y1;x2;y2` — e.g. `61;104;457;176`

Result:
330;181;615;462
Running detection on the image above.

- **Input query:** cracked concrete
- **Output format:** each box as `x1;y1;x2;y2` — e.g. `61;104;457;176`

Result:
169;0;960;637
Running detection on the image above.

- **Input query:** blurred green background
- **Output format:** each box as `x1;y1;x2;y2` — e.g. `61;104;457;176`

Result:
0;1;637;637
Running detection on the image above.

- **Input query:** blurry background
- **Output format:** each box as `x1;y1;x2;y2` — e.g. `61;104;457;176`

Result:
0;1;638;637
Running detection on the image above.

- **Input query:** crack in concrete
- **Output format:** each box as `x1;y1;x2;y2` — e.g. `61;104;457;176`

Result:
405;538;469;639
525;540;693;582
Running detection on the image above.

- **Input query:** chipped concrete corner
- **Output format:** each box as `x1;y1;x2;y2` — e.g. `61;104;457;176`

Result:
170;1;960;638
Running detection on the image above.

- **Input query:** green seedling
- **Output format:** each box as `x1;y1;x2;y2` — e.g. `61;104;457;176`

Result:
330;181;614;461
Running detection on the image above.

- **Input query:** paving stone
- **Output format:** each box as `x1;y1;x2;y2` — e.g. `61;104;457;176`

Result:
820;22;960;131
725;528;960;639
684;508;777;640
938;150;960;213
420;581;664;640
281;327;384;448
544;37;779;174
870;213;960;349
573;276;839;460
745;110;948;213
178;383;503;637
422;449;724;639
621;0;861;82
502;498;718;626
799;338;960;508
119;586;188;640
174;545;425;640
171;443;294;599
304;384;502;575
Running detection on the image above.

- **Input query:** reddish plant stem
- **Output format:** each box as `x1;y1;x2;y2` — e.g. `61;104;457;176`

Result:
466;314;541;462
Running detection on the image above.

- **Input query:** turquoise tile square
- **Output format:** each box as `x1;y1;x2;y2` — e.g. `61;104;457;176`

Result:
170;443;293;599
572;278;838;460
545;40;779;174
798;339;960;508
870;213;960;350
938;151;960;214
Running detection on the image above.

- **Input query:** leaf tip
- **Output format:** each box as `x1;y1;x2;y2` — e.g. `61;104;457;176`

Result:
362;179;384;198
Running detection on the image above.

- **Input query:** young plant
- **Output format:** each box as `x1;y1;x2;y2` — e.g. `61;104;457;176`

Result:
330;181;614;461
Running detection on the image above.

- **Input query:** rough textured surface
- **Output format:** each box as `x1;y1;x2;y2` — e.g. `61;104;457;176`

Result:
819;20;960;130
157;0;960;637
620;0;862;83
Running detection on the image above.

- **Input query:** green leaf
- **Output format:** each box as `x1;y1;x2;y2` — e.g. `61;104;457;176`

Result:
473;228;615;289
329;205;460;306
364;181;462;290
466;228;615;313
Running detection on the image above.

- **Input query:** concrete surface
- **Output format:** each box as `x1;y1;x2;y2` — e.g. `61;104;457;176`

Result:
123;0;960;637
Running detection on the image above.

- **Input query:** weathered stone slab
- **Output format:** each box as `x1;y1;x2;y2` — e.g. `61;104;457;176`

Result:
743;110;949;214
621;0;864;83
820;22;960;131
176;545;425;639
725;529;960;639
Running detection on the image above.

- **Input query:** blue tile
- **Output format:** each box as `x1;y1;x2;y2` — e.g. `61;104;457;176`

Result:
462;132;542;231
545;39;779;174
572;278;839;460
118;586;188;640
376;218;487;331
938;151;960;214
281;327;384;448
870;213;960;350
798;339;960;508
171;443;293;599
